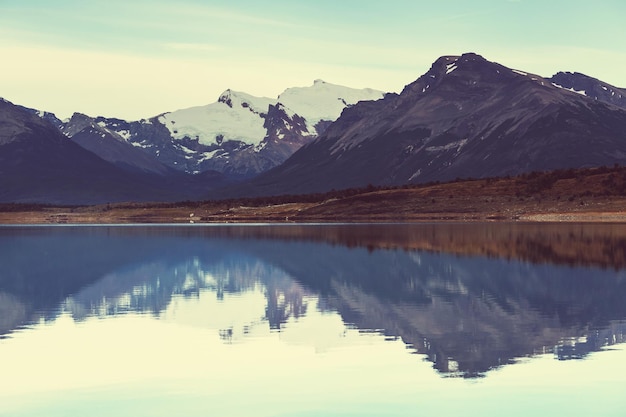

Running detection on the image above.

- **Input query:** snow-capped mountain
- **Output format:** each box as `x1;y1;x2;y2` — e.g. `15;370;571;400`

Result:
236;53;626;196
159;80;384;147
278;79;384;132
65;81;384;178
159;90;275;147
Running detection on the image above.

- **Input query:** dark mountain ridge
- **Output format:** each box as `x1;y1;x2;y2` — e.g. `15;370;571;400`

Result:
235;53;626;197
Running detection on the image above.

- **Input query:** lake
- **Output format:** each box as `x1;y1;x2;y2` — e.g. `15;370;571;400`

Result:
1;223;625;416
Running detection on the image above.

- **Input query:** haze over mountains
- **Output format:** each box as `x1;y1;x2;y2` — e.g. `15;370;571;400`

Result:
1;52;626;204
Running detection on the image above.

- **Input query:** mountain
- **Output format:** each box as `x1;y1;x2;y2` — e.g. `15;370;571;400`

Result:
66;81;384;178
237;53;626;196
0;80;382;204
0;98;218;204
6;54;626;204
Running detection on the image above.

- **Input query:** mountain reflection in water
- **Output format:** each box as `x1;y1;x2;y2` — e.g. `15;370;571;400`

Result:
1;223;626;378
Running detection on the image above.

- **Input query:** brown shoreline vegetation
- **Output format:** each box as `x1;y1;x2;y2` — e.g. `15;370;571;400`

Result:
2;166;626;224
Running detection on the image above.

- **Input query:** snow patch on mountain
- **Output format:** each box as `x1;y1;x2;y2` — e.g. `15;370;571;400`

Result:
116;129;131;140
426;139;468;153
551;82;587;96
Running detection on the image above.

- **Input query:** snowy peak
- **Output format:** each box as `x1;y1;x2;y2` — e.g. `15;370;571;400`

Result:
159;90;275;147
217;89;273;115
156;81;383;149
277;80;384;132
147;80;383;176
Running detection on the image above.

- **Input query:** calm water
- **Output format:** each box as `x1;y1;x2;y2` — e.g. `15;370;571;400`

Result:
1;223;626;416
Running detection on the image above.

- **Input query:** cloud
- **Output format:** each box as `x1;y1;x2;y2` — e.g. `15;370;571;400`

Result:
163;43;221;52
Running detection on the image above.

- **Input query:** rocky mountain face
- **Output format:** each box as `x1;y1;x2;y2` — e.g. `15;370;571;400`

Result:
239;53;626;196
63;81;384;179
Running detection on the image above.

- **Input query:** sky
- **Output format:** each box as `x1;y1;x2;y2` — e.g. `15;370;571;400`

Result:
1;0;625;120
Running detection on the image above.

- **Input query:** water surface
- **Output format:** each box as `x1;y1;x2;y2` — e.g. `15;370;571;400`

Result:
1;223;625;416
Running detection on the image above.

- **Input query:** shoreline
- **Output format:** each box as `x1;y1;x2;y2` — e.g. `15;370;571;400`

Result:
2;207;626;225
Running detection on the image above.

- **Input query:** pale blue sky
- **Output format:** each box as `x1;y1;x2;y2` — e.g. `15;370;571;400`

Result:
1;0;624;119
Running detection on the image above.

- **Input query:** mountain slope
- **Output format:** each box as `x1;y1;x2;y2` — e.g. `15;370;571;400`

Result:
237;53;626;196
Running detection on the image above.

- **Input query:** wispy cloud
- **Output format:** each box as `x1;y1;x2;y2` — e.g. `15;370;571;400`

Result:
163;42;221;52
145;1;301;30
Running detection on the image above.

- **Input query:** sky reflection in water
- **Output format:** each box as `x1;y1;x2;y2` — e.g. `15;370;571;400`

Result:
1;223;625;416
